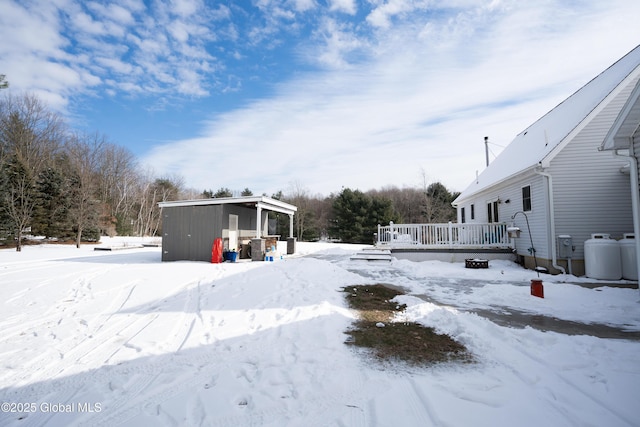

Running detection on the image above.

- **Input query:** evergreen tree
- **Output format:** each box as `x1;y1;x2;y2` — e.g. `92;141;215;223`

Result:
423;182;459;222
241;187;253;196
33;163;72;239
213;187;232;198
331;188;398;243
367;195;398;240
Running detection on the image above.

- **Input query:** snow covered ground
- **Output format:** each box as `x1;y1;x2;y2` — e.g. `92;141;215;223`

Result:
1;238;639;427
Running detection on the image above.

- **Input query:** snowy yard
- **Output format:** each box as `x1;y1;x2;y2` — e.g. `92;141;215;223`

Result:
1;239;639;426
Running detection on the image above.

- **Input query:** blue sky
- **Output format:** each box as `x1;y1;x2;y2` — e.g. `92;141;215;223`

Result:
2;0;640;197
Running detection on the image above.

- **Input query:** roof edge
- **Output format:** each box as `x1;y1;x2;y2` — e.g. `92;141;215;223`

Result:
452;165;539;205
602;78;640;150
158;196;297;212
541;65;640;166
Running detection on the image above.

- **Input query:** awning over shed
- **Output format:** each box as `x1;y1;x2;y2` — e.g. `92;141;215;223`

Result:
158;196;297;238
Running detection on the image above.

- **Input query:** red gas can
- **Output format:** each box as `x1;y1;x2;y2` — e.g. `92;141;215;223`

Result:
530;279;544;298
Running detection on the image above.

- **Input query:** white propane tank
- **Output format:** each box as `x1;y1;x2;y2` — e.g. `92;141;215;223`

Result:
584;234;622;280
619;233;638;281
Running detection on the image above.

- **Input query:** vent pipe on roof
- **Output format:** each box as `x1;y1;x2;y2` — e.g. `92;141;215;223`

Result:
484;136;490;167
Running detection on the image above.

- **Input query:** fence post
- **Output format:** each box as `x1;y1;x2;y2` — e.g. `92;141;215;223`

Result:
389;221;394;243
448;221;453;246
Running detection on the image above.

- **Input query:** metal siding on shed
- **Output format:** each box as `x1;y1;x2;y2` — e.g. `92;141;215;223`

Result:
190;205;223;262
161;205;224;262
549;77;637;260
223;205;257;230
162;206;191;261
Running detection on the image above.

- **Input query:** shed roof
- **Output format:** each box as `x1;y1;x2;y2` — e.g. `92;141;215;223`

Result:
158;196;297;216
454;45;640;204
601;78;640;150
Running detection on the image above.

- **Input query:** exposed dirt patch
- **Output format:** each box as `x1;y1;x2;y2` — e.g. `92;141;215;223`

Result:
343;284;472;366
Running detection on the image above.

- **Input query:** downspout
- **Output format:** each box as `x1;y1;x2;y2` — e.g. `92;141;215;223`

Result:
534;167;567;278
613;146;640;291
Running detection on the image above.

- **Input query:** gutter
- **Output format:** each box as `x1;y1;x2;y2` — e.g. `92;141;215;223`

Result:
534;167;567;278
613;146;640;288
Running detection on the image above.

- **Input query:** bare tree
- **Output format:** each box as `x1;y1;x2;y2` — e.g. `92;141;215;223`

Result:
1;156;34;251
0;93;65;250
286;181;311;240
66;132;104;248
95;143;138;235
369;186;424;223
134;171;183;237
420;170;458;223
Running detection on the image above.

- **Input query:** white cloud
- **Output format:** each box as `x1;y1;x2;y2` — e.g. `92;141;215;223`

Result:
94;57;135;75
310;17;366;69
328;0;357;14
1;0;224;105
288;0;317;12
142;1;640;196
86;2;135;26
4;0;640;197
169;0;202;17
367;0;428;29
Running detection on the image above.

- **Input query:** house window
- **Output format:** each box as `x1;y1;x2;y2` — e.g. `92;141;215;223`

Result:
487;201;499;223
461;207;466;223
470;204;475;220
522;186;532;211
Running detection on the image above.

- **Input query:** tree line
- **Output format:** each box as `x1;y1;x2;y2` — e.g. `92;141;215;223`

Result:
1;90;459;250
271;180;459;244
0;93;191;250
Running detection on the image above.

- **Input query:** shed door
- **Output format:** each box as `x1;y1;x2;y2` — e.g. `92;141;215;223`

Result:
162;207;191;261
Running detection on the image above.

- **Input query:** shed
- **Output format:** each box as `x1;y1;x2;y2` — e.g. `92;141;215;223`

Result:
452;45;640;276
158;196;297;262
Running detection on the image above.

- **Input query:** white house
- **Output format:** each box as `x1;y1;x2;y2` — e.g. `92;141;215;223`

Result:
601;77;640;281
452;45;640;276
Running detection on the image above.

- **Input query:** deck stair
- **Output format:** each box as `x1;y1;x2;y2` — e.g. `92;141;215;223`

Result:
350;248;393;262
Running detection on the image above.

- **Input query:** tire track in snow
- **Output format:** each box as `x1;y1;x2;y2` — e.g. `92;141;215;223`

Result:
407;377;445;426
0;280;141;387
0;267;121;341
87;266;368;426
170;280;203;354
501;336;638;426
0;260;60;278
76;280;206;425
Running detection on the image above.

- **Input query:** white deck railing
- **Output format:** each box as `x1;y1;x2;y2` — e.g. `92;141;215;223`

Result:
376;221;512;249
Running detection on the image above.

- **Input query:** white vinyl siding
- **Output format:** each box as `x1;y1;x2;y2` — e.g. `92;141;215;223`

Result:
522;186;532;211
460;75;639;263
455;172;548;258
635;138;640;199
549;77;637;259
